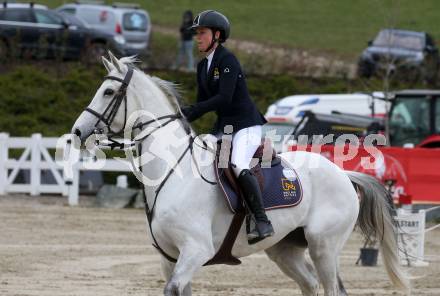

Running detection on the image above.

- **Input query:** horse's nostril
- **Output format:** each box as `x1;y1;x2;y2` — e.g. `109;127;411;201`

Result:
74;128;82;138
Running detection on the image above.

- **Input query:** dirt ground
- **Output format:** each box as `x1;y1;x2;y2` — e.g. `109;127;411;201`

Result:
0;195;439;296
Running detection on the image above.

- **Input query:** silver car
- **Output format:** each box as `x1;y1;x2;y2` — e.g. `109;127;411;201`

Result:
56;2;151;56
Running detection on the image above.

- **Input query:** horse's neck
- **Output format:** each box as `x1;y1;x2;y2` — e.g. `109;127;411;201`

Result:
138;126;197;210
134;78;176;119
133;81;196;208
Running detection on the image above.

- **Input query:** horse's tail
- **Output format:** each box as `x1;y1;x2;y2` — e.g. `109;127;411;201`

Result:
345;171;410;291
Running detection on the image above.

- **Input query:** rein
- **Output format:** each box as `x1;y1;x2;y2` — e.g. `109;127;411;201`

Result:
85;66;217;261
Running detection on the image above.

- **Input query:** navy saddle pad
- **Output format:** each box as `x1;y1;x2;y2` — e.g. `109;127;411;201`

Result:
216;159;303;213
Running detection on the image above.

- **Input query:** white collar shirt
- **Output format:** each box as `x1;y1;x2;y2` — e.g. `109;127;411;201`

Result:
206;49;216;73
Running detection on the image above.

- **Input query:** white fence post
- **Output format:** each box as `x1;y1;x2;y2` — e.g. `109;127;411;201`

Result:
0;133;9;195
68;166;80;206
62;134;81;206
30;133;42;196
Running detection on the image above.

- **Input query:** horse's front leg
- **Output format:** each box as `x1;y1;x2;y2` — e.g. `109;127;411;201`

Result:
163;239;214;296
161;256;192;296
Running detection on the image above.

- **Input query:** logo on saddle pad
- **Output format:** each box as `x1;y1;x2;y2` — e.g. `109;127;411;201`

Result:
281;179;298;199
281;168;298;199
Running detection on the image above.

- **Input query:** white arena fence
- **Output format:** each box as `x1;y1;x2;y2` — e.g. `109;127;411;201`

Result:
0;133;133;206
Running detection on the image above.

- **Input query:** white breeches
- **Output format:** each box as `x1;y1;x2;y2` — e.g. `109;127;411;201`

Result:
231;125;262;176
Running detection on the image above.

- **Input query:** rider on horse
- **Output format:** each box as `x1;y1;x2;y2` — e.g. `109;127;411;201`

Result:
181;10;274;243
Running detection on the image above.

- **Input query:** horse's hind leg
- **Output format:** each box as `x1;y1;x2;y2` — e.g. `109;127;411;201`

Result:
265;240;319;296
307;238;338;296
306;228;353;296
338;274;348;296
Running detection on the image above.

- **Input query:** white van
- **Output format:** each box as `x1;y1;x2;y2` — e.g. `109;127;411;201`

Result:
265;93;388;124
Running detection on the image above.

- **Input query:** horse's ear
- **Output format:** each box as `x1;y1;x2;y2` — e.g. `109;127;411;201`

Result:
108;51;122;73
102;56;114;73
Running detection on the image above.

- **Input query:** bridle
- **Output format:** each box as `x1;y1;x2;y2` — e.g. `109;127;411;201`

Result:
84;68;133;147
83;66;217;262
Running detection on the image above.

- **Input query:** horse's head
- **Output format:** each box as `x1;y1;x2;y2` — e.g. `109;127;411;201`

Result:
71;52;136;142
72;52;183;144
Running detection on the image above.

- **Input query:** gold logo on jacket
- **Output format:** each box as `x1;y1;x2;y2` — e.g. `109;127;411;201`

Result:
213;68;220;80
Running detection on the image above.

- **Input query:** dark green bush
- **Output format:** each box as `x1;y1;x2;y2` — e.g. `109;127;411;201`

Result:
0;62;422;136
0;63;104;136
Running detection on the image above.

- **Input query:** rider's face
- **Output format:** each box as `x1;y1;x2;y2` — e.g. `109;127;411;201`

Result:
196;27;218;53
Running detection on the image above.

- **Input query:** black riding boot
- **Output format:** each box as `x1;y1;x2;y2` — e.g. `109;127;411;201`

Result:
237;169;274;244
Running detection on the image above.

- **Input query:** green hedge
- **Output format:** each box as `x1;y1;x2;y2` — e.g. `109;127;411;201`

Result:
0;62;416;136
0;63;105;136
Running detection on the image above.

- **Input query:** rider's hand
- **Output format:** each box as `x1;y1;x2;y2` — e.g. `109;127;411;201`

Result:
181;105;198;122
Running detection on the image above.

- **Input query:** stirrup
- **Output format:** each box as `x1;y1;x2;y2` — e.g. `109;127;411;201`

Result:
247;229;259;240
247;221;274;245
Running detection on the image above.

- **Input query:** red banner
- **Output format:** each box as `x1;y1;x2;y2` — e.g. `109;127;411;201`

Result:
289;145;440;204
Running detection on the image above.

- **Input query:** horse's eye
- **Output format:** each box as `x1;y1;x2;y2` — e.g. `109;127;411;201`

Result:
104;89;115;96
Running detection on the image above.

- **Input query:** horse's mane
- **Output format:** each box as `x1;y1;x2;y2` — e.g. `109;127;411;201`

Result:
118;56;183;111
150;76;183;108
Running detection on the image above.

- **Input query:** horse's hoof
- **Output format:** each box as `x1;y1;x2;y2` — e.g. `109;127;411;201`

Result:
164;281;180;296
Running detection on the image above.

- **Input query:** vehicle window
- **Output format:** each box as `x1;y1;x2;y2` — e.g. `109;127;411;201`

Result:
60;13;87;27
34;9;62;25
123;12;147;31
0;8;33;22
373;30;424;51
80;9;115;25
390;97;431;146
59;8;76;15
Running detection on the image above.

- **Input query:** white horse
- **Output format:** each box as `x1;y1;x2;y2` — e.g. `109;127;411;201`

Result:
72;54;409;296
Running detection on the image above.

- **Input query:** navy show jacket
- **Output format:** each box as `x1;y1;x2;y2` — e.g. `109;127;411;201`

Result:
190;44;267;134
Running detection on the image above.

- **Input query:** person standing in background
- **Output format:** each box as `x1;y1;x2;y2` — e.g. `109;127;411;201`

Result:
173;10;195;72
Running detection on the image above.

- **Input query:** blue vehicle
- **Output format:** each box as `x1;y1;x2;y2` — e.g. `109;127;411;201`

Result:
358;29;439;83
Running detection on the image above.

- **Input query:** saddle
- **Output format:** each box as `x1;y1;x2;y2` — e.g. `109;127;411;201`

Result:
204;138;303;266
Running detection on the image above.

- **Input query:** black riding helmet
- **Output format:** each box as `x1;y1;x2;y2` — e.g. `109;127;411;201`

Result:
191;10;230;44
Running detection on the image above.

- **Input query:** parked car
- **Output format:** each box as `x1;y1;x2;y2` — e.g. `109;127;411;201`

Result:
358;29;439;83
0;2;124;62
56;2;151;56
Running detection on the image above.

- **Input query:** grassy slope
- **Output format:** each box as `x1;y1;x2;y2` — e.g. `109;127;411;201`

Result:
40;0;440;58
